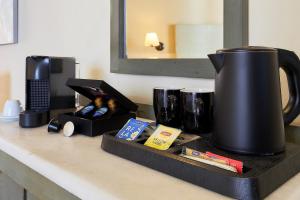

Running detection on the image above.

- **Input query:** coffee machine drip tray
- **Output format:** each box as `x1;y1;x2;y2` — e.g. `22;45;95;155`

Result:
101;128;300;200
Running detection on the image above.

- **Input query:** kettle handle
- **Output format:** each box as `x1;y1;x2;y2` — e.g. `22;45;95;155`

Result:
278;49;300;125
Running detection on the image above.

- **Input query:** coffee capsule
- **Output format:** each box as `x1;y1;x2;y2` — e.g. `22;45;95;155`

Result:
48;119;62;133
63;121;75;137
93;107;108;118
75;103;95;118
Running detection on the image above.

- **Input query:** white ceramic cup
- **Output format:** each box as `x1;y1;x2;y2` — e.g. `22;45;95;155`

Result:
3;100;22;117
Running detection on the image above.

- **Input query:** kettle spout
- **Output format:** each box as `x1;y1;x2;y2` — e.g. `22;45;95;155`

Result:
208;53;224;73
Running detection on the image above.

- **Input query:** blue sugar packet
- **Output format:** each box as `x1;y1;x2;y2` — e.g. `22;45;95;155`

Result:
116;118;149;141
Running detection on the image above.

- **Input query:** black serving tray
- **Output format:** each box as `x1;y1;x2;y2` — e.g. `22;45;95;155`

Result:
101;128;300;200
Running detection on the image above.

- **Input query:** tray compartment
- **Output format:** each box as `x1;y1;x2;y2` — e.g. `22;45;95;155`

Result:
101;131;300;199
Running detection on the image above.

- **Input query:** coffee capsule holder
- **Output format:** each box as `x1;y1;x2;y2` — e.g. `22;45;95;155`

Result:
58;79;138;137
101;126;300;200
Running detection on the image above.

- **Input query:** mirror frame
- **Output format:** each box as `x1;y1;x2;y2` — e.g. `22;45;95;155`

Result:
111;0;248;79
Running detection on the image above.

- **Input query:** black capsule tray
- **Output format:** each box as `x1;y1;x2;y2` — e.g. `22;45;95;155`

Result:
101;131;300;200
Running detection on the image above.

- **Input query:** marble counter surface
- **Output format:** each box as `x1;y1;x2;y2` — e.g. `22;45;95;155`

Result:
0;121;299;200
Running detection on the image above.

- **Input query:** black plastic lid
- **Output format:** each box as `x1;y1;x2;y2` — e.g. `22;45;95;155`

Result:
66;78;138;112
217;46;277;53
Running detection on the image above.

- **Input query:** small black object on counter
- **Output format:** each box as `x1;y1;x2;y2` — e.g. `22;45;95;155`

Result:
19;110;49;128
48;118;62;133
58;78;138;137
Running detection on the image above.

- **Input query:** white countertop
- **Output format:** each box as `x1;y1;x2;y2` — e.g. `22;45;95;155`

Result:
0;120;299;200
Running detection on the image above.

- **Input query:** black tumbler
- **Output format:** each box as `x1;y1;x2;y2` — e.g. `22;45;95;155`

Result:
153;88;181;128
180;89;214;134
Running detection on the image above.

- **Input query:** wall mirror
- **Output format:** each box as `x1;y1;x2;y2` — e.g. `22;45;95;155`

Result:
111;0;248;78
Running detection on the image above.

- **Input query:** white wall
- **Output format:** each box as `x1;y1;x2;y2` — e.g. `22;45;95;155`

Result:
249;0;300;124
0;0;299;122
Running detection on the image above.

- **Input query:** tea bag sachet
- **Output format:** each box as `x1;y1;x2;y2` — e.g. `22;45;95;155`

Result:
144;125;181;150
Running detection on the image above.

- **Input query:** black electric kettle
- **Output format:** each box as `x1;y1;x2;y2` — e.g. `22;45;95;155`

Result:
208;47;300;155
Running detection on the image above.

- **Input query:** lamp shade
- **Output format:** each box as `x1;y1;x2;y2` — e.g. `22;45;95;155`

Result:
144;32;160;47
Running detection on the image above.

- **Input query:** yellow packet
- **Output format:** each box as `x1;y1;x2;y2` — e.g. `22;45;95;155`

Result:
144;125;181;150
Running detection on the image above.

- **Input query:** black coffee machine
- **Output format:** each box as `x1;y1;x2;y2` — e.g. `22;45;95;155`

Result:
19;56;76;128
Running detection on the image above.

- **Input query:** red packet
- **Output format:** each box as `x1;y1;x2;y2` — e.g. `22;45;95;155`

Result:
206;152;243;174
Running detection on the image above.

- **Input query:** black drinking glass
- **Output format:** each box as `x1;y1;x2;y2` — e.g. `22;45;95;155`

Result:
180;89;214;134
153;88;181;128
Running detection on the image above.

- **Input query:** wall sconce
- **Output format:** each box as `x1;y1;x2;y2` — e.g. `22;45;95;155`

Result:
144;32;164;51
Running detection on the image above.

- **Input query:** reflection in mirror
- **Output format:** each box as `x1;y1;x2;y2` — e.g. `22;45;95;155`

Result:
126;0;223;59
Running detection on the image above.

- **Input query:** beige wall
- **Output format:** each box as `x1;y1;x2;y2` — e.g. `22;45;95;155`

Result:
0;0;300;123
126;0;223;58
249;0;300;124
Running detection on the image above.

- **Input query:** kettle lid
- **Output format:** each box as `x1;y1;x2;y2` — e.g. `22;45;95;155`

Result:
217;46;277;53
